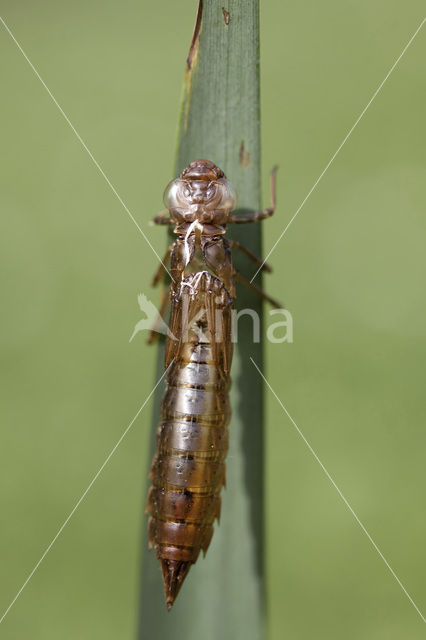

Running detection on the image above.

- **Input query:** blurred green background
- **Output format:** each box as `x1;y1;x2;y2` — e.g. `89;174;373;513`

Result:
1;1;425;638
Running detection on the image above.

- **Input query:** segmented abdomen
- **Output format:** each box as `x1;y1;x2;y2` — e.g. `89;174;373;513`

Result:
147;272;232;609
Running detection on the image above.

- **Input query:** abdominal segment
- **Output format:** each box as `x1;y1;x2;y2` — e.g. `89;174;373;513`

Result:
147;272;233;609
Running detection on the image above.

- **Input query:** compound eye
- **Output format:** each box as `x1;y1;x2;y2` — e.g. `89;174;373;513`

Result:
216;179;237;210
163;179;186;208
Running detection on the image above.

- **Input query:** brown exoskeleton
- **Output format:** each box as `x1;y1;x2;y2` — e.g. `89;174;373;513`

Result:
146;159;278;610
149;159;279;341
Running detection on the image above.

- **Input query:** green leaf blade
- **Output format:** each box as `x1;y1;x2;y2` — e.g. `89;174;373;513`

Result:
139;2;266;638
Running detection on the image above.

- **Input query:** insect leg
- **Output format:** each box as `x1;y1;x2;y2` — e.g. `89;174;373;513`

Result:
147;284;171;345
151;243;175;287
227;239;272;272
228;166;277;224
152;209;174;225
234;271;282;308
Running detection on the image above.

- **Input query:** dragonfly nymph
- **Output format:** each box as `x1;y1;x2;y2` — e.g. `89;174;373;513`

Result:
146;159;278;609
